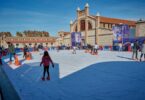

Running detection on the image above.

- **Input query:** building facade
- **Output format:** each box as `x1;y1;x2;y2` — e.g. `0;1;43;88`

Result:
0;36;56;48
69;3;136;46
56;31;71;46
136;20;145;37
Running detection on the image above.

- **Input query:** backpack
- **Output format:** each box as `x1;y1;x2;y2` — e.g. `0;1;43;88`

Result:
43;56;50;66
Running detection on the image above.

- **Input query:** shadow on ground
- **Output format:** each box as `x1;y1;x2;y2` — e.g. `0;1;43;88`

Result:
117;55;133;60
1;61;145;100
59;61;145;100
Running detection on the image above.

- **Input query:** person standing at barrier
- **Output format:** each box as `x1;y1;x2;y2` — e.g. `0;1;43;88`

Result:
132;40;139;60
23;45;28;59
8;43;15;64
140;41;145;62
40;51;54;81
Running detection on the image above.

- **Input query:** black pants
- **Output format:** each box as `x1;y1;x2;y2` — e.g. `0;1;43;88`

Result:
23;51;26;58
140;53;145;59
43;66;49;77
94;49;98;53
0;59;2;65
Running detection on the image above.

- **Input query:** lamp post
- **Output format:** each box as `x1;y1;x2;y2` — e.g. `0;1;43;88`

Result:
95;12;100;44
119;23;123;46
95;18;97;44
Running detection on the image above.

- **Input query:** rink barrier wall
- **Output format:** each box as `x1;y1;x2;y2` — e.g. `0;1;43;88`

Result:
0;65;21;100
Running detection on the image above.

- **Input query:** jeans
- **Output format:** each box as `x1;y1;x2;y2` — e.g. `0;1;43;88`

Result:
9;53;13;61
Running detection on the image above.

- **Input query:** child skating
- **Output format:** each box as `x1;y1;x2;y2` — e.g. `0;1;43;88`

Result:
40;51;54;81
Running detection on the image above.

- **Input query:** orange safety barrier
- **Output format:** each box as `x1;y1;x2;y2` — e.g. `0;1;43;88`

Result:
26;52;32;60
14;55;21;66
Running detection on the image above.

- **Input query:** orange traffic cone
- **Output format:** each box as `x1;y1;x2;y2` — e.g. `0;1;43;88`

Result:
14;55;21;66
26;52;32;60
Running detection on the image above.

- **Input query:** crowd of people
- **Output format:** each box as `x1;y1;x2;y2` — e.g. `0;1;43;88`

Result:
132;40;145;61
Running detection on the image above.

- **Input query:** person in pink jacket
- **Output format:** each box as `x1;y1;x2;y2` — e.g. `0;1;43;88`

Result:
40;51;54;81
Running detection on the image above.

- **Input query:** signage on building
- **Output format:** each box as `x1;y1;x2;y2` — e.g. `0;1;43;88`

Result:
71;32;82;46
112;24;129;41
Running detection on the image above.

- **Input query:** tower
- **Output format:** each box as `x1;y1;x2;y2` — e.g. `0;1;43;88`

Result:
84;3;89;45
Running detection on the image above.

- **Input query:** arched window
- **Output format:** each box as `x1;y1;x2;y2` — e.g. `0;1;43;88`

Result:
80;20;85;31
80;20;92;31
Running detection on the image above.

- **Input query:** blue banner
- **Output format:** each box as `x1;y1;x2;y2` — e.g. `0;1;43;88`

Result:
71;32;82;46
112;24;129;41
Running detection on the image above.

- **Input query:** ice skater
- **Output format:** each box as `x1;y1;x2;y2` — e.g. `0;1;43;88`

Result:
23;45;28;59
40;51;54;81
8;42;15;64
132;40;139;60
140;41;145;62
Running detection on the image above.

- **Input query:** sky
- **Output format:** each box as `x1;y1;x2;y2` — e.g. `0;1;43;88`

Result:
0;0;145;36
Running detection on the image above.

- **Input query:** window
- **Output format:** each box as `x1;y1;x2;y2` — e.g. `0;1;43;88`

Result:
100;23;104;28
103;23;105;28
80;20;85;31
75;25;77;32
105;24;108;28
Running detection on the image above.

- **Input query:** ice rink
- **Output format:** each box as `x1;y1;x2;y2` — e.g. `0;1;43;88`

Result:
2;50;145;100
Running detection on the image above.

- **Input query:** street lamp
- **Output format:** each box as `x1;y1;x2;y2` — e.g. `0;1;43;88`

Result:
95;12;100;44
119;23;123;46
95;18;97;44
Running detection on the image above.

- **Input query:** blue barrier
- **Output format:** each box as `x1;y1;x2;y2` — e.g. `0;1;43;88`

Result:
29;48;33;52
0;66;20;100
103;46;110;51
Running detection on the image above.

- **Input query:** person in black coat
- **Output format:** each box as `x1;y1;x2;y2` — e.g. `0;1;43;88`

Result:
132;40;140;60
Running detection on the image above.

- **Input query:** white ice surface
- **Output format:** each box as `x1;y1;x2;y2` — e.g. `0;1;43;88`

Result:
2;50;145;100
